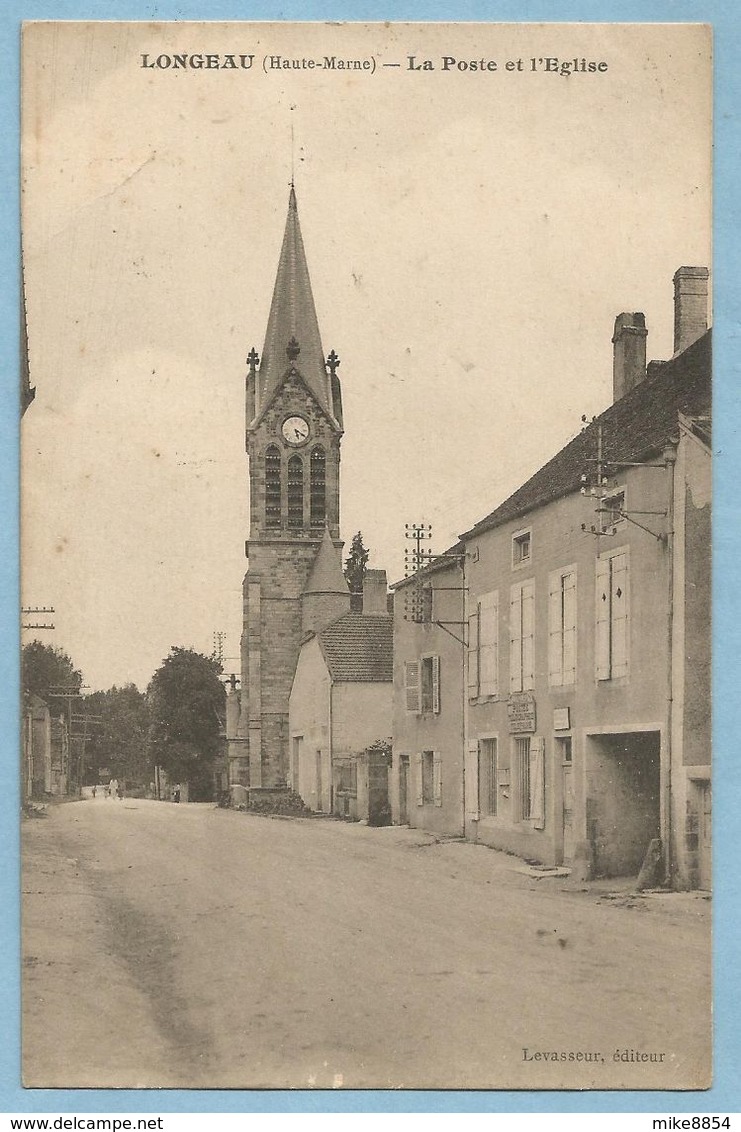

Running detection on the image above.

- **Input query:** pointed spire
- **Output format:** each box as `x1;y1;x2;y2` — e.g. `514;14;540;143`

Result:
304;525;350;596
256;188;333;420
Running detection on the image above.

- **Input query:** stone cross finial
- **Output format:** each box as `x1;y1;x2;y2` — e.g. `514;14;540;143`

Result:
326;349;341;376
286;337;301;361
247;347;260;374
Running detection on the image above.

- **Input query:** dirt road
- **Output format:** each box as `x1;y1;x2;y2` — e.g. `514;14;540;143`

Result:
22;799;711;1090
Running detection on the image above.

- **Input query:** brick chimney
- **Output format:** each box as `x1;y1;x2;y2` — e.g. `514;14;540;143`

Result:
612;312;647;403
673;266;709;355
362;569;389;615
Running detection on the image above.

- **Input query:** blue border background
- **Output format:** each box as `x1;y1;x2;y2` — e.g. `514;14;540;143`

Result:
3;1;738;1115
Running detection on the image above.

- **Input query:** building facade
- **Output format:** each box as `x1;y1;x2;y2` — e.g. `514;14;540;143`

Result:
391;268;711;888
289;571;393;820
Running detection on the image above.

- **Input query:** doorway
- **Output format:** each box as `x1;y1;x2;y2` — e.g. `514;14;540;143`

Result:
586;730;661;877
556;736;574;865
399;755;409;824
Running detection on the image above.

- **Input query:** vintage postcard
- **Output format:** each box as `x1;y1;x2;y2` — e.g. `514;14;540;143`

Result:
20;21;712;1091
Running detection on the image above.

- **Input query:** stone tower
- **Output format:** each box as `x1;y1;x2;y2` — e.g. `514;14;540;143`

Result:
232;188;348;790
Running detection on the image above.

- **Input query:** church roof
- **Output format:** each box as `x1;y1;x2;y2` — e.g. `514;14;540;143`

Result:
257;187;333;421
318;613;394;683
304;525;350;595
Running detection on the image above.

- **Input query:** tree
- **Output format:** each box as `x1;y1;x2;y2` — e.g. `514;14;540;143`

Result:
22;640;82;703
344;531;370;613
84;684;150;789
146;647;226;801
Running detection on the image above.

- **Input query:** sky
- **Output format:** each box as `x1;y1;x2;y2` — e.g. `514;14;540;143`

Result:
20;21;711;692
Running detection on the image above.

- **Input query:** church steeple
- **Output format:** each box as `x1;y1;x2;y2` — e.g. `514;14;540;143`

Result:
255;187;334;422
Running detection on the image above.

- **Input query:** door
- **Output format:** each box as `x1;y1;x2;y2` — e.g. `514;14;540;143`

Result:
399;755;409;824
315;749;323;812
558;737;575;864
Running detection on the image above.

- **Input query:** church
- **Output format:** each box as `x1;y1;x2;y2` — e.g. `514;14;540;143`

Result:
226;187;356;796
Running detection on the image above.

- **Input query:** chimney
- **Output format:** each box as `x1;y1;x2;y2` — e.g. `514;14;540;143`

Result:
612;312;647;403
673;266;709;355
362;569;389;615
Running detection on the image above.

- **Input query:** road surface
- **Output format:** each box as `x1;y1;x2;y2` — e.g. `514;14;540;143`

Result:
22;798;711;1090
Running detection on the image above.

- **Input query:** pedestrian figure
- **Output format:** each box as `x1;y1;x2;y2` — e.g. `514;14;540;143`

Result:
91;785;97;799
118;782;124;800
173;783;181;804
104;783;110;799
109;778;118;801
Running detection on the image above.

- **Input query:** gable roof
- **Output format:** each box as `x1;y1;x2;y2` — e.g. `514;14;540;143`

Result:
462;330;711;541
256;187;334;423
317;613;393;683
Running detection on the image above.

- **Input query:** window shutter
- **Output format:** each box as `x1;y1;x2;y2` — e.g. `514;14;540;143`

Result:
521;580;535;691
548;572;562;686
414;752;423;806
509;584;522;692
468;609;479;697
433;751;443;807
595;557;611;680
611;552;629;678
529;736;545;829
431;655;441;714
562;570;577;684
404;661;421;713
464;739;480;822
479;591;499;697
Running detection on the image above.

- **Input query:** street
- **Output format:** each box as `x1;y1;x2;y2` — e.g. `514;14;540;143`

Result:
22;799;711;1090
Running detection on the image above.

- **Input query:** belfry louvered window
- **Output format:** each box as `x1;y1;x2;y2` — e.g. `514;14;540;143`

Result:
287;455;304;529
265;446;281;529
310;446;326;527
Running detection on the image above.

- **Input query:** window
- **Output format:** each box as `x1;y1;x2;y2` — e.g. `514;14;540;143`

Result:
509;579;535;692
336;761;357;795
421;750;434;804
512;528;532;568
310;447;326;527
601;488;625;534
479;738;498;816
417;750;442;807
514;735;546;827
548;567;577;686
265;446;282;529
287;455;304;529
514;736;531;821
420;655;440;714
596;549;629;680
470;591;499;699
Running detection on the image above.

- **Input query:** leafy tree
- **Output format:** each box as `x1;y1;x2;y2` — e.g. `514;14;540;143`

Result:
344;531;370;613
146;647;226;801
22;641;82;704
84;684;150;789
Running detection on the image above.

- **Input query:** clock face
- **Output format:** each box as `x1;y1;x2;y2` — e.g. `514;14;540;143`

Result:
281;416;310;446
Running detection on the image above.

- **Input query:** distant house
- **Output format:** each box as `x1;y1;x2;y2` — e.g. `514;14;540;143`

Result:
22;694;70;799
289;570;393;820
391;267;711;889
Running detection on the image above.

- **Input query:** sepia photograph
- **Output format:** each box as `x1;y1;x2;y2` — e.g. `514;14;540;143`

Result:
20;20;712;1091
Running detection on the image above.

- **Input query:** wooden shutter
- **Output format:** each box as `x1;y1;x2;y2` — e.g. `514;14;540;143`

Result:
548;572;563;686
479;591;499;696
414;751;423;806
521;580;535;691
468;609;479;698
611;552;629;678
562;569;577;684
509;584;522;692
433;751;443;807
431;655;441;714
464;739;480;822
529;736;545;829
404;661;421;713
595;556;611;680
